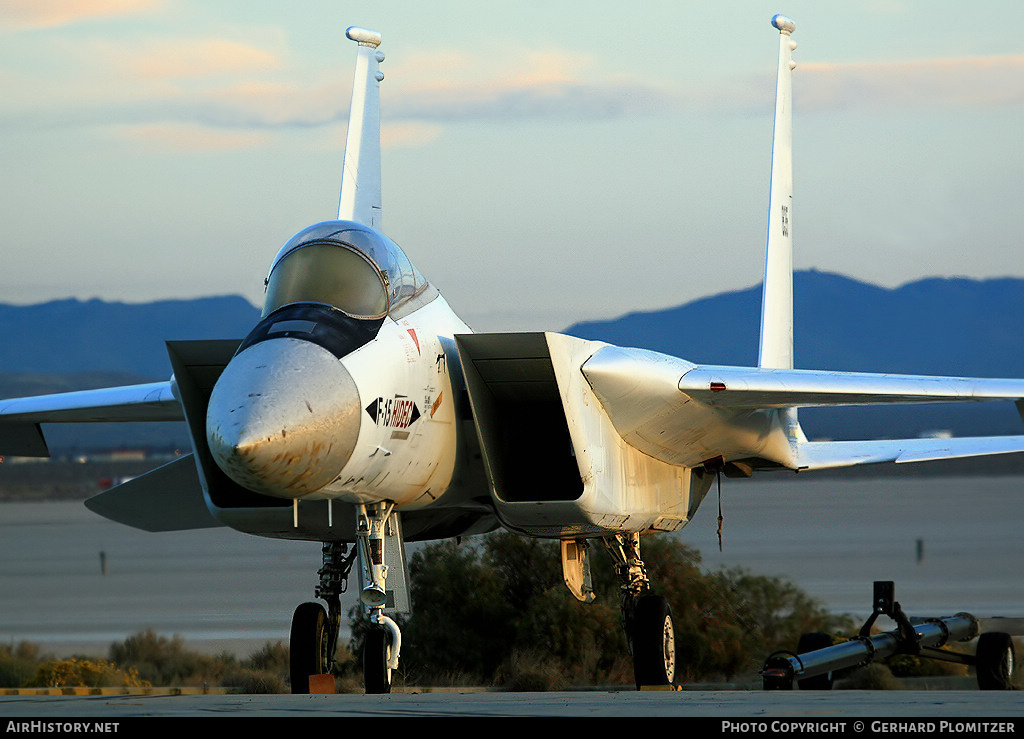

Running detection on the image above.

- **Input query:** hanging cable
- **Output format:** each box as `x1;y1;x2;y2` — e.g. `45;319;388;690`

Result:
716;470;724;551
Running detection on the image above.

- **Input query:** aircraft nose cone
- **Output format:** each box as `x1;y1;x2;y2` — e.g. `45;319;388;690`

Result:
206;339;361;498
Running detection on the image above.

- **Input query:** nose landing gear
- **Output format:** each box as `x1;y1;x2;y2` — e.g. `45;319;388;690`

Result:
288;503;408;695
289;541;353;693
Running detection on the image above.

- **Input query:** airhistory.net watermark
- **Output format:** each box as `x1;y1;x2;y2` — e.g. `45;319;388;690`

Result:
6;722;119;733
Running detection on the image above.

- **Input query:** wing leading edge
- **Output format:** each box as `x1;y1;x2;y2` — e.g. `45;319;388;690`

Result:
0;381;182;457
677;365;1024;410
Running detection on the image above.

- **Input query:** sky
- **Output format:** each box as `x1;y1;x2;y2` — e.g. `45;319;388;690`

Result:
1;0;1022;332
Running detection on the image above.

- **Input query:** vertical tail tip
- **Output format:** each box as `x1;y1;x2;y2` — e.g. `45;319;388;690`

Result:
346;27;382;47
771;15;796;34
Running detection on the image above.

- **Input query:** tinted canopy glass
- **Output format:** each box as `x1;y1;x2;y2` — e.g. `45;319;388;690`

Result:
263;221;425;318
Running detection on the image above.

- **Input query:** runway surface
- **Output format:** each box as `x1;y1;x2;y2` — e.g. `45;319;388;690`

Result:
2;689;1024;718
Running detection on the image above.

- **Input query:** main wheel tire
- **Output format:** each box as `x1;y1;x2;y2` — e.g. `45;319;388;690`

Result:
364;627;393;694
796;632;834;690
289;601;330;694
631;594;676;688
976;632;1016;690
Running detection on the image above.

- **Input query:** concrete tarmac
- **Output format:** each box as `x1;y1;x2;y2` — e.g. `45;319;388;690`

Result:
1;690;1023;718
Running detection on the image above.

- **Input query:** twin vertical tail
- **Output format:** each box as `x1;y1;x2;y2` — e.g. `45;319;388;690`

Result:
338;27;385;229
340;20;798;366
758;15;805;441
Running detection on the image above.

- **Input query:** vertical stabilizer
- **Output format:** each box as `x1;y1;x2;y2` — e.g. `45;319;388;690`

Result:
759;15;806;447
338;27;384;229
758;15;796;370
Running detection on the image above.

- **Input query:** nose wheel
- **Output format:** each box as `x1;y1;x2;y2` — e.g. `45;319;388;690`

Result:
289;541;354;694
289;601;332;693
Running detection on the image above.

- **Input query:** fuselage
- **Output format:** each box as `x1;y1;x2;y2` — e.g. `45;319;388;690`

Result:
201;219;799;540
206;220;472;509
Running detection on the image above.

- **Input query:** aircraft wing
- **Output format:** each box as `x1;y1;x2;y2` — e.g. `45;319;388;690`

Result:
580;344;1024;471
0;381;182;456
677;364;1024;469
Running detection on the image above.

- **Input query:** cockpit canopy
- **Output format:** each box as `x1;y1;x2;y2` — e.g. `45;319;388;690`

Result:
263;221;426;318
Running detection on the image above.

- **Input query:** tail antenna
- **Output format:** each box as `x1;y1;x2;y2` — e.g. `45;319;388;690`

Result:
338;27;385;229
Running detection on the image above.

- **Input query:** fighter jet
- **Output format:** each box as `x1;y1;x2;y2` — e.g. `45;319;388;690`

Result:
3;17;1023;693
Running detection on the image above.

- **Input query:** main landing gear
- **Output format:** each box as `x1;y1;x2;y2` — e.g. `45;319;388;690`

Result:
602;533;677;689
288;503;405;695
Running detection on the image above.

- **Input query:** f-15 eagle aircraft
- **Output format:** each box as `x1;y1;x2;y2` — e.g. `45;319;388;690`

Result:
3;16;1024;694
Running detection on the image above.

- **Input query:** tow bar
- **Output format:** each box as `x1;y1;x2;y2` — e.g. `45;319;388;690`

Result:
761;581;1020;690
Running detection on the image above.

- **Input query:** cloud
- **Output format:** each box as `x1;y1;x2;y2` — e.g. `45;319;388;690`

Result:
0;0;159;30
63;44;675;142
14;25;1020;158
116;122;271;151
381;122;443;149
384;49;677;122
798;55;1024;111
123;39;282;79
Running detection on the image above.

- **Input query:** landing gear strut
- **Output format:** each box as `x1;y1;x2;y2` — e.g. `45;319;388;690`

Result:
289;541;355;694
356;503;402;694
602;533;677;689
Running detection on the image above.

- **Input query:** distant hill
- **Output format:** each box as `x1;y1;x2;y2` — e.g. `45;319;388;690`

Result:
565;270;1024;440
0;296;260;379
0;296;260;454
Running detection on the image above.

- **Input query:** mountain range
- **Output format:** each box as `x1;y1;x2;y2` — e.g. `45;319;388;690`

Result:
565;270;1024;441
0;295;260;379
2;271;1023;451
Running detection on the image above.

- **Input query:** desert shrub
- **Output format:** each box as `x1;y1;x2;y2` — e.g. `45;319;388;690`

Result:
0;634;343;692
29;658;148;688
494;650;569;692
0;643;43;687
887;652;969;678
222;668;287;694
837;663;902;690
108;630;233;687
245;641;289;674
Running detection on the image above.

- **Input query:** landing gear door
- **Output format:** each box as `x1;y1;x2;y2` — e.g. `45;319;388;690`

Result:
383;513;411;614
561;539;595;604
356;511;412;615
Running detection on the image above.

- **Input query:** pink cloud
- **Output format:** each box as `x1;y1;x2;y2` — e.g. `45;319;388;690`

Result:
127;39;282;79
0;0;160;29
